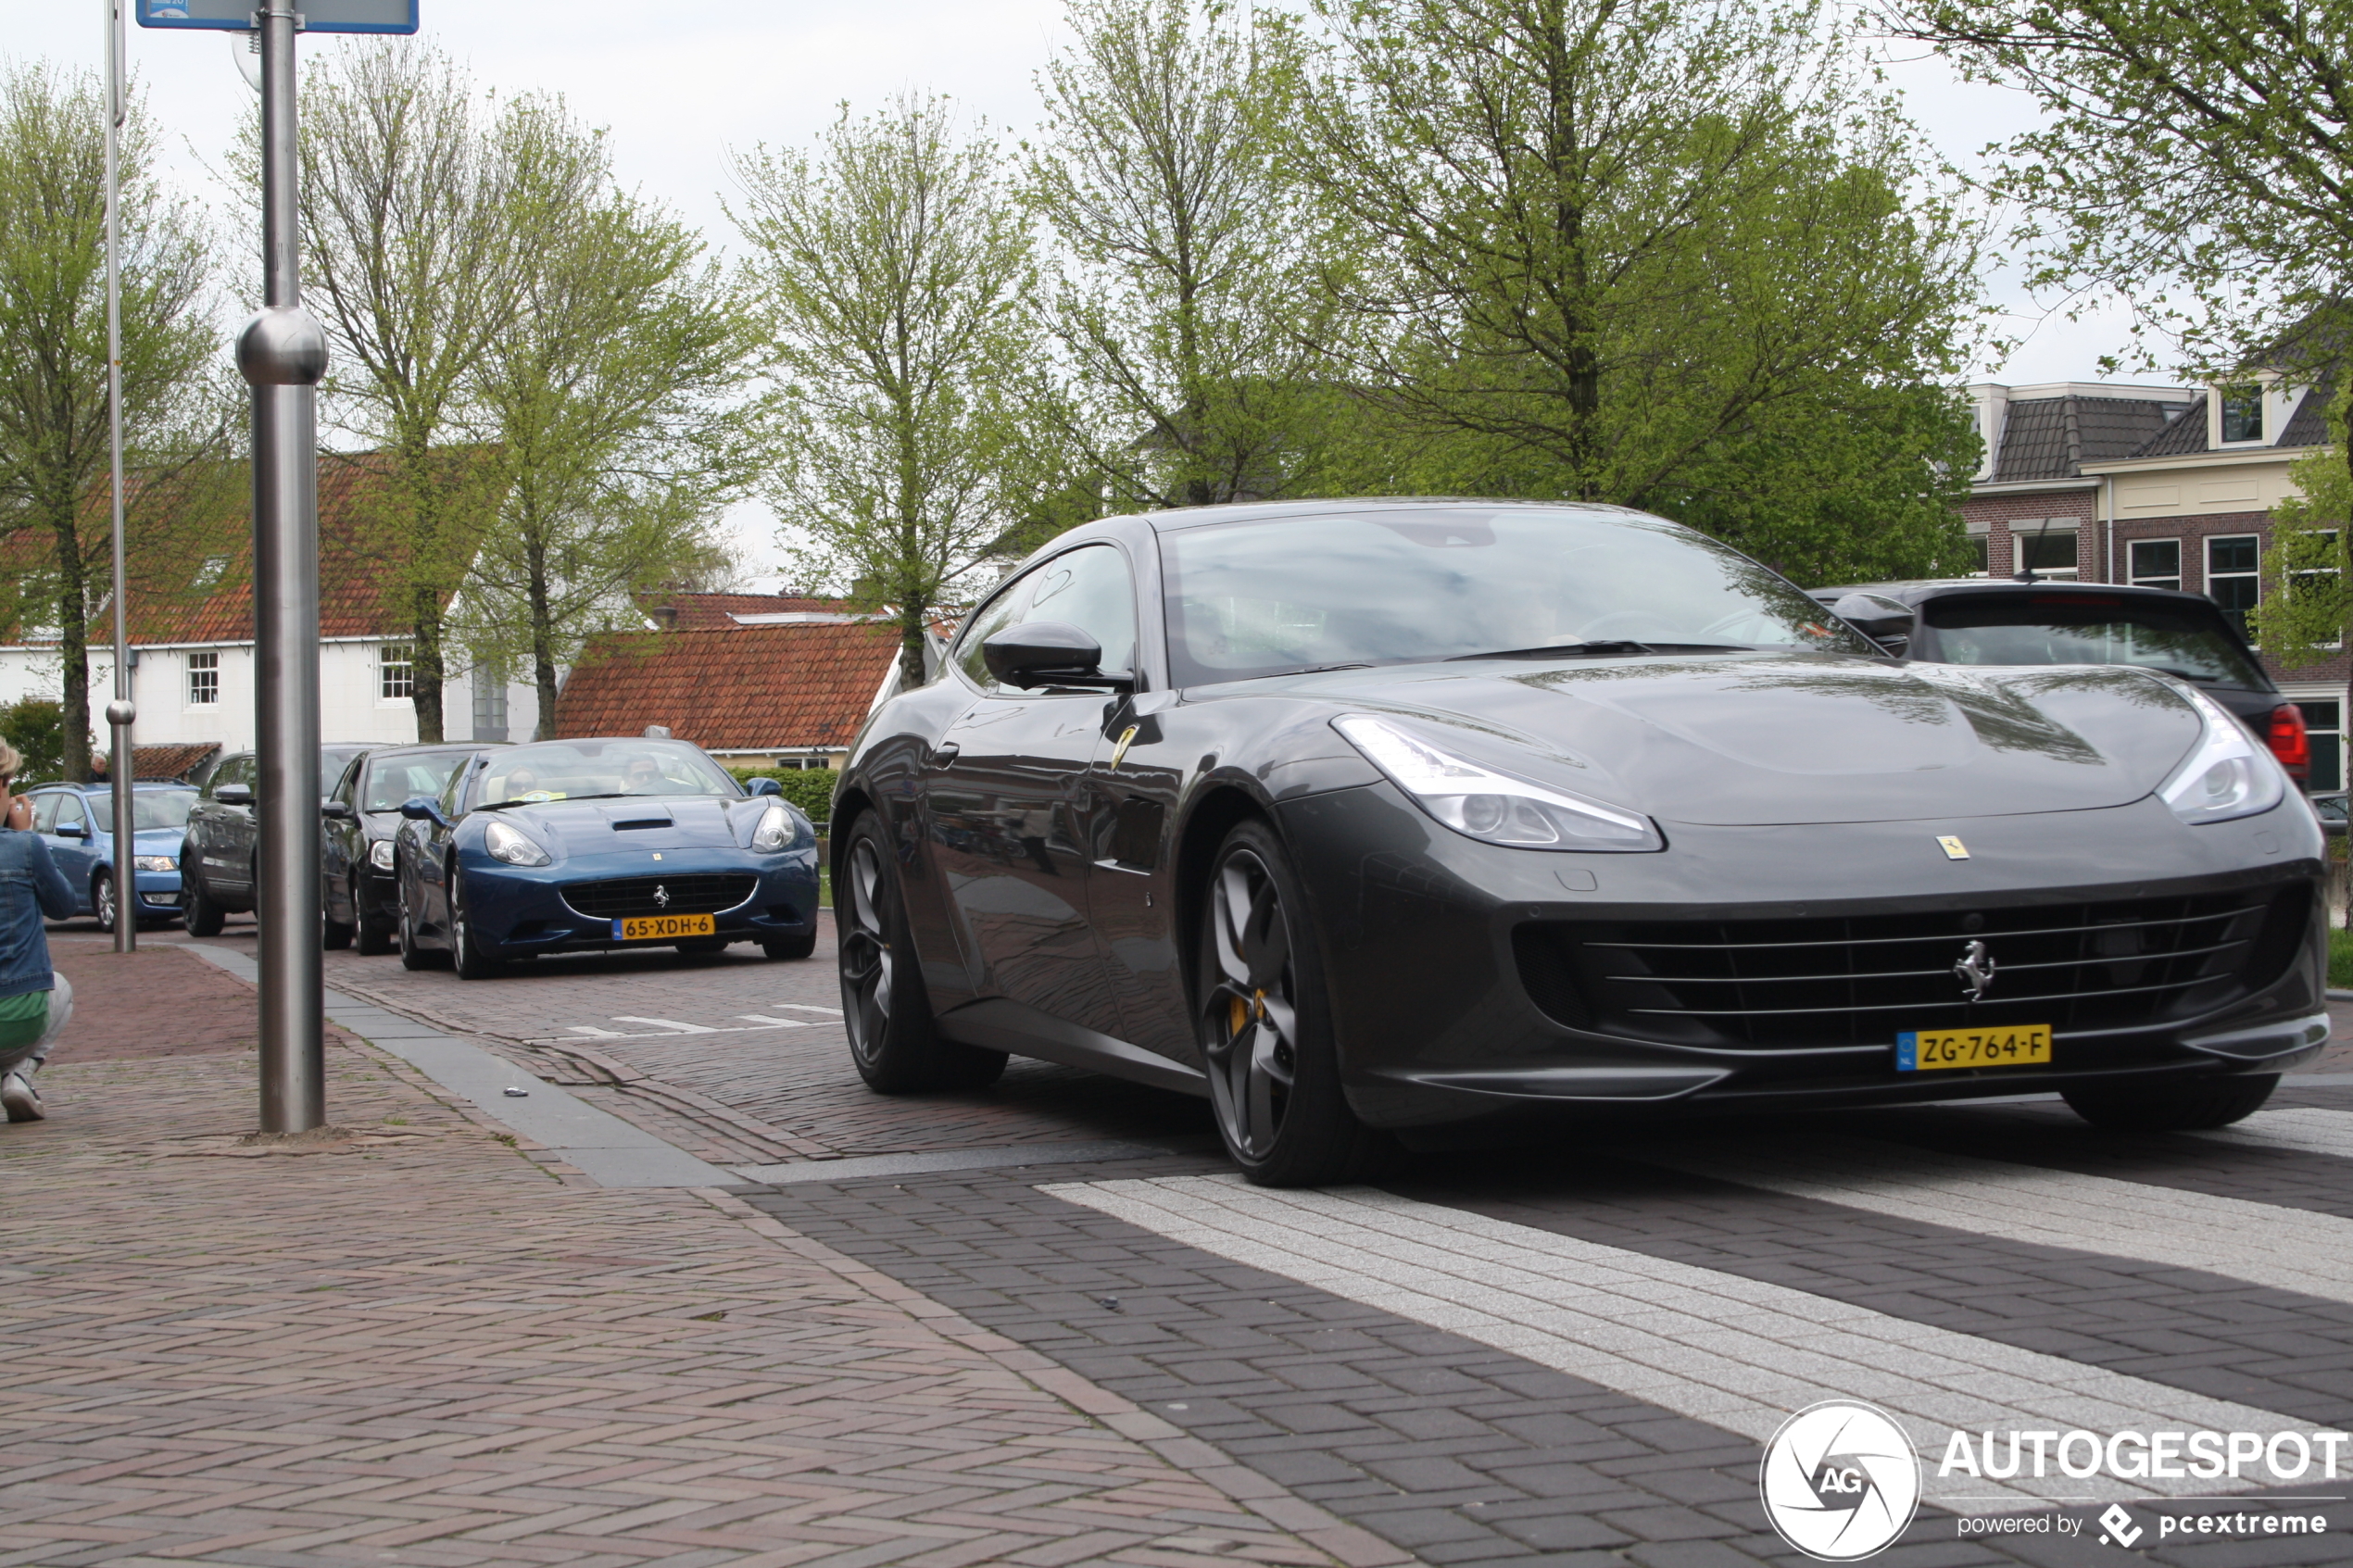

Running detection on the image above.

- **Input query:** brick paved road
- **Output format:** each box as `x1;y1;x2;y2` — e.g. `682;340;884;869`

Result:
34;912;2353;1566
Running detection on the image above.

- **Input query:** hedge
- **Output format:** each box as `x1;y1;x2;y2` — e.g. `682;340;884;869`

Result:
728;766;839;825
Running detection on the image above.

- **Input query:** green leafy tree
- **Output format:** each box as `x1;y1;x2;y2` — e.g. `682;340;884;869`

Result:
734;96;1058;686
1279;0;1985;571
1026;0;1350;509
459;100;763;737
0;63;217;781
2250;385;2353;672
0;696;69;785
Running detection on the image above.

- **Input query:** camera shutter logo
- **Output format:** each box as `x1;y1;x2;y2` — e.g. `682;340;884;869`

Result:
1759;1401;1921;1561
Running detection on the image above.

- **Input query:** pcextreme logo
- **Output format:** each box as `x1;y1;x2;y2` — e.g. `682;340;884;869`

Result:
1759;1401;1922;1561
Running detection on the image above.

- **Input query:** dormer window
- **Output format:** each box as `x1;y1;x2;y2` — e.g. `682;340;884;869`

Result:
2220;386;2265;444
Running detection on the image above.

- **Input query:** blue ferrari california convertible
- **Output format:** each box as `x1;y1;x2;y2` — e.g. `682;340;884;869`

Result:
390;736;821;977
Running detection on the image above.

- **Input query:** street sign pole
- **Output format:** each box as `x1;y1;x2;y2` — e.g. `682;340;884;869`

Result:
239;3;327;1134
103;0;135;955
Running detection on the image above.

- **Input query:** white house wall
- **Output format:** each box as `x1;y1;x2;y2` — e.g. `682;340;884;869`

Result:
0;639;541;752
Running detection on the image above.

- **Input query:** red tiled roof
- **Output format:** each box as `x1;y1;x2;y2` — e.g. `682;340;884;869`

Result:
555;622;902;751
641;592;859;629
92;742;222;783
1;451;474;647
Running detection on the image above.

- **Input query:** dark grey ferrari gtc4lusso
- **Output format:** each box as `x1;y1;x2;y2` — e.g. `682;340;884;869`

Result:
833;499;2327;1185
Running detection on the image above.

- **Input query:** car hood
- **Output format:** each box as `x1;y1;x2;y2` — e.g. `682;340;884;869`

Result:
480;796;756;857
1281;653;2208;826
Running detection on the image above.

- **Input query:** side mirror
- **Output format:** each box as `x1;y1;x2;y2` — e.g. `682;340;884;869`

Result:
982;621;1134;690
56;822;88;838
398;796;444;823
321;798;354;820
1831;592;1915;656
748;776;784;797
213;783;254;806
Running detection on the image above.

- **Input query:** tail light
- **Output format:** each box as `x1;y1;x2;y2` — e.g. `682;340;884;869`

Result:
2266;703;2310;782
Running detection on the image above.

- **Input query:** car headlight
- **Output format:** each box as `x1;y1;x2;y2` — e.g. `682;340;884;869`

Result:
1333;714;1664;851
2158;685;2287;826
132;856;176;872
370;840;396;870
751;802;795;851
483;820;553;866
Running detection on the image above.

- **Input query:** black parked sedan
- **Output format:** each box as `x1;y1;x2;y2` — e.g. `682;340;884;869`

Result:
182;743;371;935
323;743;506;952
835;499;2327;1185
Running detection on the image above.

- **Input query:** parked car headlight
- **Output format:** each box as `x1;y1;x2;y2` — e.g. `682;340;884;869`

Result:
1333;714;1664;851
2159;685;2287;826
132;856;176;872
370;840;396;870
750;802;795;851
483;820;553;866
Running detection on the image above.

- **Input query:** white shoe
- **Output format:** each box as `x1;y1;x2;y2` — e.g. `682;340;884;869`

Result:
1;1072;42;1123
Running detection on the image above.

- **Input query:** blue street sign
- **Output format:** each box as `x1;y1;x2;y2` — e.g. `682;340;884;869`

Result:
138;1;418;32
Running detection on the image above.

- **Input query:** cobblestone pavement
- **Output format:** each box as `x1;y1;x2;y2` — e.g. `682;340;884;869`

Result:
3;942;1378;1568
30;914;2353;1566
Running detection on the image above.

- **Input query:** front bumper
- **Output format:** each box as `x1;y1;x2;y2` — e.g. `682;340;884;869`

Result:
130;869;184;918
463;846;822;955
1277;783;2329;1135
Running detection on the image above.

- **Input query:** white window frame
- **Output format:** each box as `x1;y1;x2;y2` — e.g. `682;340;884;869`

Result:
2011;518;2081;580
2126;537;2183;592
2206;533;2261;638
187;649;220;707
378;643;415;703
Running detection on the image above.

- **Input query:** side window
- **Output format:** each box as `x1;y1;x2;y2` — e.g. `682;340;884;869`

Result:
1021;545;1138;678
54;794;88;831
953;575;1036;689
438;757;474;817
31;793;62;833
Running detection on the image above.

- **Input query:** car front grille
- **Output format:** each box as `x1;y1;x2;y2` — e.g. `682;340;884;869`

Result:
560;873;757;922
1513;886;2310;1048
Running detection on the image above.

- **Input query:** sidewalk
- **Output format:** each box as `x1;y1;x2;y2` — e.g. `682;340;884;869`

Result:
1;941;1363;1568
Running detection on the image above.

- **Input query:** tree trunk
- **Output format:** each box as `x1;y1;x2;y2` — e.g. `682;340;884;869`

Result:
410;583;446;744
526;521;559;740
898;601;928;691
47;495;92;783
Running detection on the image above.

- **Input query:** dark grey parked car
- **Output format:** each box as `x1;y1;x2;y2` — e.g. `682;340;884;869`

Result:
182;743;370;935
834;499;2327;1186
323;743;504;953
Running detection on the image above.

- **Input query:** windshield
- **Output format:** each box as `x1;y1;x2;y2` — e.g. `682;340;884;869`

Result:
476;738;739;808
131;790;197;830
363;752;473;813
1920;595;2268;686
322;747;367;795
1158;507;1868;685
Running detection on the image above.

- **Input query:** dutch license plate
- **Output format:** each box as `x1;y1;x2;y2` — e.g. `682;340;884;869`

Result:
613;912;714;942
1896;1023;2053;1072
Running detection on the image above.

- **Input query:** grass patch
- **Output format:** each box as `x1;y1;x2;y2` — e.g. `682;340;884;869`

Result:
2331;927;2353;989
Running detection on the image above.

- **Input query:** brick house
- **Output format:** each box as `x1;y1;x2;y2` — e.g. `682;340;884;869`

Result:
1962;376;2345;789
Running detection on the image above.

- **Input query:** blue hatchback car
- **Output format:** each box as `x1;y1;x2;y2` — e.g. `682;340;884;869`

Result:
26;782;202;932
390;736;821;977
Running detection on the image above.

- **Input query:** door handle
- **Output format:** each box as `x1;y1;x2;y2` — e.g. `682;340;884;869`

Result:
929;742;961;766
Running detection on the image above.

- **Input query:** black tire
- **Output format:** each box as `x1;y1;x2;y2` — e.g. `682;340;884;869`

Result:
762;929;818;960
322;890;354;950
2062;1073;2279;1132
449;870;505;980
354;879;396;955
93;871;118;935
838;810;1003;1092
1196;818;1376;1186
184;870;225;937
397;880;446;971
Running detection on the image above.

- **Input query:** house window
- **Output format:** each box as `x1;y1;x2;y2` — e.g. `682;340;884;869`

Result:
187;650;219;706
2014;521;2079;578
2208;534;2260;636
2220;387;2265;444
2298;701;2343;792
2128;539;2182;592
471;653;508;742
380;644;414;701
1966;535;1989;574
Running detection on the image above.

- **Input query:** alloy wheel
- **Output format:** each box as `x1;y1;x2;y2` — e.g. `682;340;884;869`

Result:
838;836;895;1066
1200;848;1297;1161
94;874;117;934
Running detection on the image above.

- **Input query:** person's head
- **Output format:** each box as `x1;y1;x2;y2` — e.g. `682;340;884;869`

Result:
624;754;663;788
0;738;19;791
506;765;539;794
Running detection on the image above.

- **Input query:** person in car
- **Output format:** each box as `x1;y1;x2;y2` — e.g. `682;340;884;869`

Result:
0;740;77;1123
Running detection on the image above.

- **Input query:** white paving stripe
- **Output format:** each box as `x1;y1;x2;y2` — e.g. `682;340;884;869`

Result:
1651;1138;2353;1307
2201;1106;2353;1160
1046;1174;2308;1511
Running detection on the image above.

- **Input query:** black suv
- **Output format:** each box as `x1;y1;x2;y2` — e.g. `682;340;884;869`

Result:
323;743;503;952
182;743;371;935
1813;578;2316;785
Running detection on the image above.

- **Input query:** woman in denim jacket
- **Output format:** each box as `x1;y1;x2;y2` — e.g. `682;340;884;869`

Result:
0;740;76;1122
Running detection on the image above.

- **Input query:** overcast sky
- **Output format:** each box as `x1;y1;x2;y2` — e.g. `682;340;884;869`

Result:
13;2;2158;578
